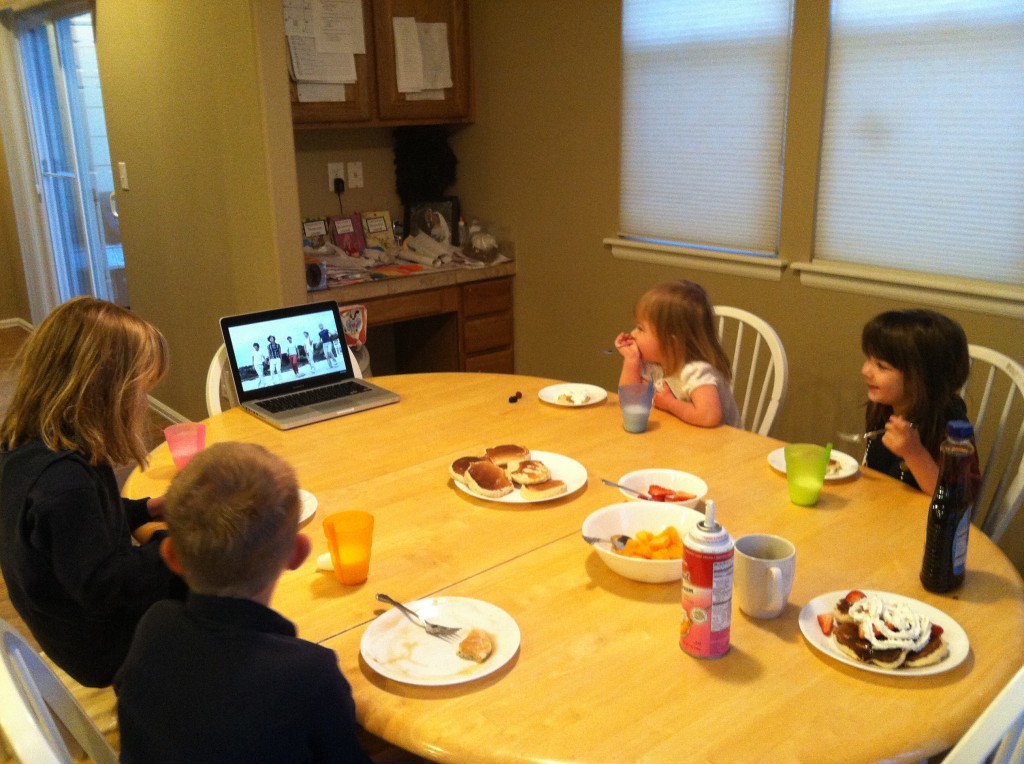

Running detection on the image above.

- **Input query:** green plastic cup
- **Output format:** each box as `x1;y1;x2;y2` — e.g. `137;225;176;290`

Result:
784;443;832;506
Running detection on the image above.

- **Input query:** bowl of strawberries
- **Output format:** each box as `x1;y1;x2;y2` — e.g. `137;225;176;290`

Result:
616;469;708;509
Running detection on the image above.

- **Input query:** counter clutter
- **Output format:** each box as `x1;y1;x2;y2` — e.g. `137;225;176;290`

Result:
304;212;511;289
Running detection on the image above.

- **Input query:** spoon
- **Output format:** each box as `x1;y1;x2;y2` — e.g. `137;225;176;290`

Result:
836;428;886;443
582;533;632;550
600;478;653;500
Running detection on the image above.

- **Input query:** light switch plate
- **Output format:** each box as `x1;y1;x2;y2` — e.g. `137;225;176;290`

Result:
347;161;363;188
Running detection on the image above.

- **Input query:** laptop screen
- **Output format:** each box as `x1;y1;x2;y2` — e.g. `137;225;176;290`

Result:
220;301;354;403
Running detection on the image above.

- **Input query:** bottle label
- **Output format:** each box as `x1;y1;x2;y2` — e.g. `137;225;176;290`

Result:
952;507;972;575
680;546;733;658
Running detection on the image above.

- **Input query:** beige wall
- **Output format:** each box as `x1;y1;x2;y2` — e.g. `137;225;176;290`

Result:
93;0;303;420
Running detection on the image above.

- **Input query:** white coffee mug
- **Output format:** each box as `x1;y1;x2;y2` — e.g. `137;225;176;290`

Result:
735;534;796;619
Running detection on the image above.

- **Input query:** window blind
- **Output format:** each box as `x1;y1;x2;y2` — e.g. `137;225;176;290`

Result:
815;1;1024;286
620;0;793;256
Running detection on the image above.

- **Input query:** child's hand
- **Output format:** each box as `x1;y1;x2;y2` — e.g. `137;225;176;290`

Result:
615;332;639;361
146;495;166;518
882;415;922;458
652;384;677;411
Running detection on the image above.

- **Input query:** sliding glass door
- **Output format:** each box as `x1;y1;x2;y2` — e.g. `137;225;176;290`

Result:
16;7;127;307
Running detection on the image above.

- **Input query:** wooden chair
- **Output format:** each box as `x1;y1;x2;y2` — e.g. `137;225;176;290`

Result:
713;306;789;436
943;664;1024;764
0;617;118;764
961;344;1024;543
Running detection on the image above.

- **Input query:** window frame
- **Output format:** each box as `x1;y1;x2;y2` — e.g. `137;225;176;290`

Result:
607;0;1024;319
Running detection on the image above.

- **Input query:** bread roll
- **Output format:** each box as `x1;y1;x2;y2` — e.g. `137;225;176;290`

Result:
449;455;489;485
465;460;514;498
508;460;551;486
484;444;530;469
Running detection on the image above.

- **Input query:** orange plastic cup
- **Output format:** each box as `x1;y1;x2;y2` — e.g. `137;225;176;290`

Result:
322;511;374;585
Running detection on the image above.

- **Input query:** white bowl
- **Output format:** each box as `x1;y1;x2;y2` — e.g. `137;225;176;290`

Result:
617;469;708;509
582;502;703;583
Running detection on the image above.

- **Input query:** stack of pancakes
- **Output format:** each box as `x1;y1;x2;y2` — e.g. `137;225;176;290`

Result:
448;445;567;500
831;591;948;670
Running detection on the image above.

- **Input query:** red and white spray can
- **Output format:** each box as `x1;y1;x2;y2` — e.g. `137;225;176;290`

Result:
680;499;734;658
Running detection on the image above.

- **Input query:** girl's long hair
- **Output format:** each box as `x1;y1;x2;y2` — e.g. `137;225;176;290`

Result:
636;281;731;380
0;297;169;467
862;308;969;458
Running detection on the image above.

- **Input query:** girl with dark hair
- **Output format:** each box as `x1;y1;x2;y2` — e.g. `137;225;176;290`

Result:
861;308;974;494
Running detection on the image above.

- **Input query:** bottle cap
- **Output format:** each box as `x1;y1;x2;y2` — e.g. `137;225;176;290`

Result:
947;419;973;439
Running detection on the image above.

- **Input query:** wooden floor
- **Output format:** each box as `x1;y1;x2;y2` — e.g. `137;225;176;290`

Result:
0;324;425;763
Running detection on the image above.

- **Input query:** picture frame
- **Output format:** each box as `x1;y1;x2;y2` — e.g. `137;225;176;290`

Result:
403;196;460;246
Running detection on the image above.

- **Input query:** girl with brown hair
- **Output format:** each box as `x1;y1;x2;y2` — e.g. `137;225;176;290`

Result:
0;297;185;687
615;280;741;428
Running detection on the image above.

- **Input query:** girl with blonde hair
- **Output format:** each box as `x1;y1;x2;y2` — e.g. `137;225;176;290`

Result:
615;280;741;428
0;297;185;687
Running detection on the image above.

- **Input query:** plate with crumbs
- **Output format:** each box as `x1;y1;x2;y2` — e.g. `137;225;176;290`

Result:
538;383;608;407
361;596;520;686
767;448;859;481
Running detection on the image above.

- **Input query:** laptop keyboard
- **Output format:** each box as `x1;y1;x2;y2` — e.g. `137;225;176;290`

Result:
258;381;368;414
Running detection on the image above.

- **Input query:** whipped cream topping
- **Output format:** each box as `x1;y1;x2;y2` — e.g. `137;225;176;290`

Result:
848;595;932;651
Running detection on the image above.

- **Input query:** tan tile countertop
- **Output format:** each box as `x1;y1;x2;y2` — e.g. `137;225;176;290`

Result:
307;260;516;304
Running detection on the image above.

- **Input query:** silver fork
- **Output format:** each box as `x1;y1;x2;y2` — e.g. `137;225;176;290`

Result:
375;593;462;642
837;428;886;443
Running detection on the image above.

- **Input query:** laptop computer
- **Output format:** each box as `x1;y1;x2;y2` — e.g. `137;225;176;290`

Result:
219;301;399;430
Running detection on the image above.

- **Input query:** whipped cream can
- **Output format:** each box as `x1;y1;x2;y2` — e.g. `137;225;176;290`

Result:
680;500;733;658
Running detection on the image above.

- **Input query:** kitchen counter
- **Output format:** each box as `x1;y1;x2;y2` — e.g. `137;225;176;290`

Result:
307;260;516;374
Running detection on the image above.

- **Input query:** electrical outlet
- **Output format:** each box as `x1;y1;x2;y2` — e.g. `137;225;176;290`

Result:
347;161;364;188
328;162;345;192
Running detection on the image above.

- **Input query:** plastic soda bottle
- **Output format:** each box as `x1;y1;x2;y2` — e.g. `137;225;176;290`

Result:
920;420;979;593
680;499;733;657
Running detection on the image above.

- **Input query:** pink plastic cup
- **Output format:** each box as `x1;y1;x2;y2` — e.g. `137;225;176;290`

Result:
164;423;206;471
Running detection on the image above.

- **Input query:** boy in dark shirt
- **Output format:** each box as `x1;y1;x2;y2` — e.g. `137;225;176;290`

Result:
115;442;368;763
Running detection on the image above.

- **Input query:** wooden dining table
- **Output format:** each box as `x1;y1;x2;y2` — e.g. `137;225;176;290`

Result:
125;372;1024;763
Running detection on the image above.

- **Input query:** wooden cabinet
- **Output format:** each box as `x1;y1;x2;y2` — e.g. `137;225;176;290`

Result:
289;0;473;129
461;278;513;373
312;269;515;375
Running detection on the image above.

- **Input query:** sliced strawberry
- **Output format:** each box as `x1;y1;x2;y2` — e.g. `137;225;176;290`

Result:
647;485;696;502
845;590;867;604
931;623;944;639
817;613;834;636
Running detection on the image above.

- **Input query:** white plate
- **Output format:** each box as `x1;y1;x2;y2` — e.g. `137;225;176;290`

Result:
360;596;520;686
798;590;969;676
454;450;587;504
538;383;608;407
767;448;859;480
299;489;318;524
